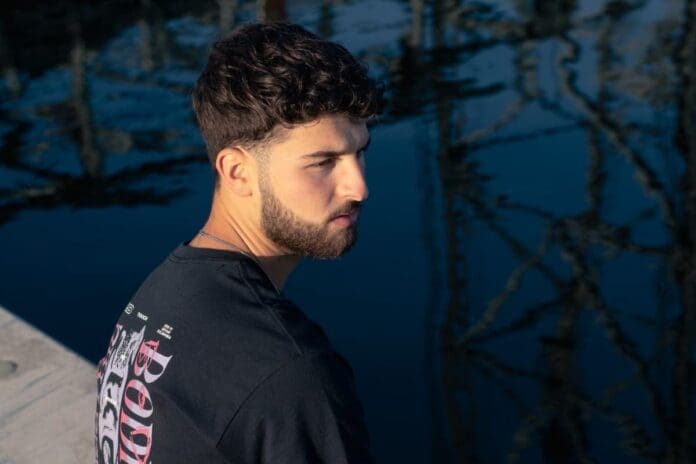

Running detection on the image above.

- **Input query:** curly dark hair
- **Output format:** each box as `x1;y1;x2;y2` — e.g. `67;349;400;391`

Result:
192;21;385;176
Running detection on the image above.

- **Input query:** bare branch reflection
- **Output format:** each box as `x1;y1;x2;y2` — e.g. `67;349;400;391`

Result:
388;0;696;462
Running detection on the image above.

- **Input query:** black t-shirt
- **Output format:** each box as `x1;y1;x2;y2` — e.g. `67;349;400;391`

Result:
95;242;375;463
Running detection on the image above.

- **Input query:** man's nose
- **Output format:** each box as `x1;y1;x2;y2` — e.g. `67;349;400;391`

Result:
337;156;369;202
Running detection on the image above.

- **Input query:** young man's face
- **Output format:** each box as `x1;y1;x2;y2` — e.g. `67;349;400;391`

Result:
256;113;371;259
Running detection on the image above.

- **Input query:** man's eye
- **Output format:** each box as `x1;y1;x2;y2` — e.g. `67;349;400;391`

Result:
312;158;336;168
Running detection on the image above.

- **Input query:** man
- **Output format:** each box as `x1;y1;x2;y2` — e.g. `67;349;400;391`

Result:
94;21;384;464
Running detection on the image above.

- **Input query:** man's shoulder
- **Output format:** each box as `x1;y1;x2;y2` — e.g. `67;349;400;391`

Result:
113;243;340;395
100;265;335;447
124;259;328;366
151;247;334;353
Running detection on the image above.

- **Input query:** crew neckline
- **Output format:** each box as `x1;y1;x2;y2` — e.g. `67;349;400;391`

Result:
172;240;254;262
171;240;285;300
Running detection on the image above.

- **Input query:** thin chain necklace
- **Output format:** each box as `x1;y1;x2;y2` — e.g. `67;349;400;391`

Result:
196;229;281;295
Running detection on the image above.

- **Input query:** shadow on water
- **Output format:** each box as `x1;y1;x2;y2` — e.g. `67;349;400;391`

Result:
379;0;695;462
1;0;695;462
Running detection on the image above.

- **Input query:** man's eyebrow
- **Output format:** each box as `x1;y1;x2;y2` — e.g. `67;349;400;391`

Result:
300;137;371;159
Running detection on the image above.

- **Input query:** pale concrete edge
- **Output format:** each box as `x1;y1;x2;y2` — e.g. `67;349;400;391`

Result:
0;305;96;368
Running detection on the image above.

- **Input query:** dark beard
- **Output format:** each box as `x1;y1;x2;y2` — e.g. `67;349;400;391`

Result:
257;170;359;259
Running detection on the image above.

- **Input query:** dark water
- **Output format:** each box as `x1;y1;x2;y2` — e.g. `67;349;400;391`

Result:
1;0;695;463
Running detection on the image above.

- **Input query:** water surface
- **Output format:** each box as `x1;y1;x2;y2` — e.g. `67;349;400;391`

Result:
2;1;695;462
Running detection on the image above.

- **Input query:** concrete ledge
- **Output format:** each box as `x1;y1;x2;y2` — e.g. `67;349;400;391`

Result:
0;306;94;464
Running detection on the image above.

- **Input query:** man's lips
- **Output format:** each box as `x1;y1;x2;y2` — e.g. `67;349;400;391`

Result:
332;209;359;225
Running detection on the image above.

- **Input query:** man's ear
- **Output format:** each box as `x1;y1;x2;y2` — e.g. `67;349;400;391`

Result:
216;146;254;196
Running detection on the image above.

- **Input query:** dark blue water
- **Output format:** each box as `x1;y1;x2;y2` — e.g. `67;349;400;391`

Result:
2;0;694;462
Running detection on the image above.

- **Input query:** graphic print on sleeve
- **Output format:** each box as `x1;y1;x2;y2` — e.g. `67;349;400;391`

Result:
95;304;173;464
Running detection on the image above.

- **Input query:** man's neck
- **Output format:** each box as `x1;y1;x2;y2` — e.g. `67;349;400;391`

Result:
189;218;301;293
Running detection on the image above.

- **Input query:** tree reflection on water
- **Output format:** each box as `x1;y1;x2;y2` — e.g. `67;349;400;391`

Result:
0;0;290;226
383;0;695;462
1;0;694;462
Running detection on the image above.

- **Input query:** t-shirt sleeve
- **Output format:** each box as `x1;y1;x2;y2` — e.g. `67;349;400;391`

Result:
216;351;376;464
